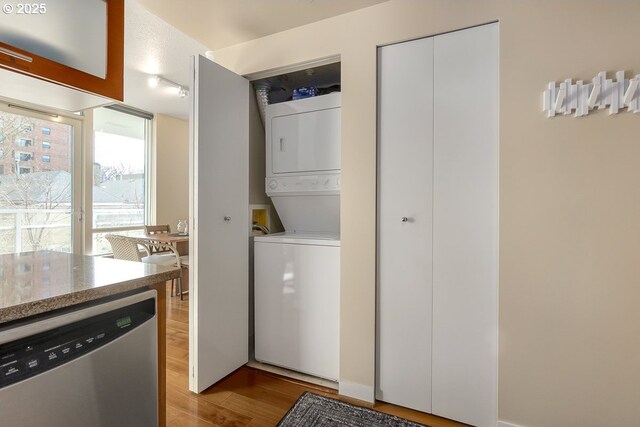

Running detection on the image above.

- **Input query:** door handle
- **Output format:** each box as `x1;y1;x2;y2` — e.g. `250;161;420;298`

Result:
401;217;410;222
279;137;284;152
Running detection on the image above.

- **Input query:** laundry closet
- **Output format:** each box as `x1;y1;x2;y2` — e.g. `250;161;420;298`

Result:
376;23;499;427
189;57;342;392
189;21;497;427
253;87;341;382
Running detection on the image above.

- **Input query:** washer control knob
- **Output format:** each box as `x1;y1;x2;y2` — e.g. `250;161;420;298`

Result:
268;179;278;190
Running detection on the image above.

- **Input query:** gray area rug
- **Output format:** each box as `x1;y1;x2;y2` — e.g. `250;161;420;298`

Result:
277;392;429;427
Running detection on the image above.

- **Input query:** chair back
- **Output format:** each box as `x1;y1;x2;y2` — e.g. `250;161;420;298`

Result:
144;224;171;254
144;224;171;235
105;234;144;262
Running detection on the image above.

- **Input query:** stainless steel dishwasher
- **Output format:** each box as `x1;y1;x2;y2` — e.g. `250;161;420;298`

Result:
0;289;158;427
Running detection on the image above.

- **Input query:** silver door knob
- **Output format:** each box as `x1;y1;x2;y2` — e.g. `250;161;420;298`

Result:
224;216;231;222
401;217;409;222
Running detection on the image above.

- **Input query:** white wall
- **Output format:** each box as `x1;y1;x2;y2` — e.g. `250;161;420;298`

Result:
154;113;189;230
212;1;640;426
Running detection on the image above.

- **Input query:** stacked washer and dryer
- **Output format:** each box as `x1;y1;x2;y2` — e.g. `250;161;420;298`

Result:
254;92;341;381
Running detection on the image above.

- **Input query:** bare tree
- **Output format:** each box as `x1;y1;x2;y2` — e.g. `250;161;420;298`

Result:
97;162;140;183
0;171;71;252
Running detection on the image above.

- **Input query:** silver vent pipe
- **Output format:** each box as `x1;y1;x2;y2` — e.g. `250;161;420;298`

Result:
254;82;270;127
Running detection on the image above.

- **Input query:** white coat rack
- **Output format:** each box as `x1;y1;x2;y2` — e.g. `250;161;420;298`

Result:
543;71;640;117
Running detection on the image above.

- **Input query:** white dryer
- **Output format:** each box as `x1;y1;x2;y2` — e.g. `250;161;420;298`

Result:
254;93;341;381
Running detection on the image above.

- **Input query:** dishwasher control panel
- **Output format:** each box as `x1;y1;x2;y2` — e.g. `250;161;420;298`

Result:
0;297;155;389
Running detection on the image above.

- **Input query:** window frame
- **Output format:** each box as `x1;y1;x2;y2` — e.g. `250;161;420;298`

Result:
84;107;153;255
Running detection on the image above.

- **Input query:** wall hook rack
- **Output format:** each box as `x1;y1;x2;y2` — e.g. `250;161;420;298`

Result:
543;71;640;117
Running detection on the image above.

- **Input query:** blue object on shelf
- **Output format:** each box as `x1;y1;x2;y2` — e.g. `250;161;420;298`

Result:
292;86;317;100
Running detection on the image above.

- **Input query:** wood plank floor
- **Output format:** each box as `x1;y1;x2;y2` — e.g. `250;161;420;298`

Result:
165;289;467;427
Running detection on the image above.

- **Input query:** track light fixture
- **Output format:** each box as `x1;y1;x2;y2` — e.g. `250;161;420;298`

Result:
147;74;189;98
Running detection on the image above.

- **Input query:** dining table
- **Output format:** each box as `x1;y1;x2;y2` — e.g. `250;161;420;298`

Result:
138;232;189;295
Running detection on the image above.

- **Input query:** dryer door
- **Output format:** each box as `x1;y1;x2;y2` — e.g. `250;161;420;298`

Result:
271;107;341;174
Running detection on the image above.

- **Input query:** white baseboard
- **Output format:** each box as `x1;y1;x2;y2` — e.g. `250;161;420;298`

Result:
499;421;525;427
338;381;375;403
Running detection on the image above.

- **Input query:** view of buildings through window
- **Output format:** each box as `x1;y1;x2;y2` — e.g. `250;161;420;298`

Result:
0;110;74;254
0;106;149;255
92;107;148;255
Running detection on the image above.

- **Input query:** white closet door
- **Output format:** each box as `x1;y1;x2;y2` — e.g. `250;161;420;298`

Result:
189;55;249;393
432;24;498;427
376;36;434;413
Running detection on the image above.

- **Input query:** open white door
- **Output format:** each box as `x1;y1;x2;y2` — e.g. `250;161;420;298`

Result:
189;55;249;393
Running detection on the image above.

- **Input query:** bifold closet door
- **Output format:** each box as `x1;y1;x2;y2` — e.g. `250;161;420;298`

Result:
377;23;498;427
431;23;498;427
376;36;434;413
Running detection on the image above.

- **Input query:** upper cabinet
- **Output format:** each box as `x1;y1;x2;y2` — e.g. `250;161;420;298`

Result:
0;0;124;110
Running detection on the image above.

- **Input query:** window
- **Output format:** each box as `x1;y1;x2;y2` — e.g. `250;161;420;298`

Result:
42;141;51;149
0;105;80;255
17;152;32;161
16;138;32;147
90;106;152;255
42;127;51;135
20;124;33;133
42;155;51;163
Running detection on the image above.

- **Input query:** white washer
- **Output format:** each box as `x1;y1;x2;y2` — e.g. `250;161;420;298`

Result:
254;233;340;381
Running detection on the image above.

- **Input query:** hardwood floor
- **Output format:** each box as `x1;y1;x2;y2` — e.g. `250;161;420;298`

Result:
165;289;467;427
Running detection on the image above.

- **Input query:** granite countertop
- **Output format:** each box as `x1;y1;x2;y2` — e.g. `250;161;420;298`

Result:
0;251;181;325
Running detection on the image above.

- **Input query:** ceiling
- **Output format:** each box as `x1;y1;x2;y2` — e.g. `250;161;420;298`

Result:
123;0;387;119
122;0;209;119
136;0;388;51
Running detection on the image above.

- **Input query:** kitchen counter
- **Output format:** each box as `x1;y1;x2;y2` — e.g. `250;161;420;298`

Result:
0;250;179;427
0;251;180;324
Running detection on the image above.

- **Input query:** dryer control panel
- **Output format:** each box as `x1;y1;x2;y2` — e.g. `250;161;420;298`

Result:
266;174;340;196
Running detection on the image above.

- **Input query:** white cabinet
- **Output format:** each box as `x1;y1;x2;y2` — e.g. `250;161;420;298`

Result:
267;93;341;176
254;237;340;381
377;23;498;427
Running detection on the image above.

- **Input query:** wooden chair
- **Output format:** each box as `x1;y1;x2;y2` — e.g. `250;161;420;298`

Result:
105;234;185;297
178;255;189;300
144;224;171;254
